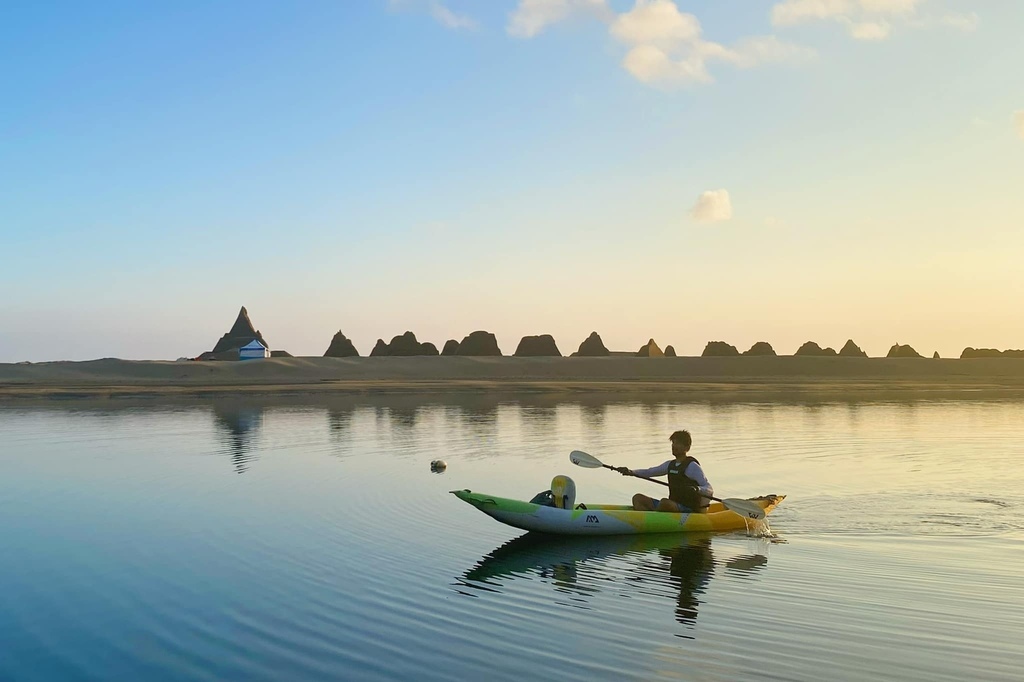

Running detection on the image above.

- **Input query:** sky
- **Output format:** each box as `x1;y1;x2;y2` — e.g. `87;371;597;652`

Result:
1;0;1022;362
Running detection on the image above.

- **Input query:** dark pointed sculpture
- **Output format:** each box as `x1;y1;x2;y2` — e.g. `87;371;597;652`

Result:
211;306;268;354
636;339;664;357
575;332;610;357
324;331;360;358
839;340;867;357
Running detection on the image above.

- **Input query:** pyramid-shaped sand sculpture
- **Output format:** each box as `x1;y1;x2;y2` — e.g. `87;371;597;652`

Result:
212;306;269;354
324;331;360;357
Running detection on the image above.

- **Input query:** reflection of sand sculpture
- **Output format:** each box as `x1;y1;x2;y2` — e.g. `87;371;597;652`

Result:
211;403;264;473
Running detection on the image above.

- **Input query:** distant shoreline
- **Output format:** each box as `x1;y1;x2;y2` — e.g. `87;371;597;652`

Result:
2;356;1024;402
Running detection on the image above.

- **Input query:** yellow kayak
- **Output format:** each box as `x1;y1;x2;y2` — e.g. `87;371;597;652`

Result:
451;490;785;536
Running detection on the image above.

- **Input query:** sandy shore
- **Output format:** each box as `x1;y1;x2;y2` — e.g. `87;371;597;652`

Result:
2;356;1024;401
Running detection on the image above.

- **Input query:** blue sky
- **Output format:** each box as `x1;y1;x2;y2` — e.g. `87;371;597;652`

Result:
1;0;1022;361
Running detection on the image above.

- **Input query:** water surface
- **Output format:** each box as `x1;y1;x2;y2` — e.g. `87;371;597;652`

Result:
1;396;1022;681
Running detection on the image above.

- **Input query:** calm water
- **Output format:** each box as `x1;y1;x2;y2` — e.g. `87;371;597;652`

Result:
1;395;1023;681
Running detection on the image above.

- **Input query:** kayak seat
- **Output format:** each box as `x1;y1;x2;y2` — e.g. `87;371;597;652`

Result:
551;475;576;510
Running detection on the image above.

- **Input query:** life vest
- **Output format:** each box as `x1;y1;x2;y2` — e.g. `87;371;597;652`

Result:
667;456;705;510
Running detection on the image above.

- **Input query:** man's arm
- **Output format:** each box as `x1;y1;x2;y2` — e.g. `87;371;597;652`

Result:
685;461;714;498
630;461;672;478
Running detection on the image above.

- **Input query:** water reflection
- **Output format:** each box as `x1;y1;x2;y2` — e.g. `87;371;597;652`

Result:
660;535;714;625
327;405;356;438
211;403;264;473
457;532;768;634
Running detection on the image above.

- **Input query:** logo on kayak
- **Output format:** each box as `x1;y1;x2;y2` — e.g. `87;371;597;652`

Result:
585;515;600;524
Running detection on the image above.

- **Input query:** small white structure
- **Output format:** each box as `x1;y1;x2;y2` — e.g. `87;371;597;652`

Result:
239;339;269;360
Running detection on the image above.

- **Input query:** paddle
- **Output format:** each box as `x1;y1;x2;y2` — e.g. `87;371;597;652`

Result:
569;450;766;520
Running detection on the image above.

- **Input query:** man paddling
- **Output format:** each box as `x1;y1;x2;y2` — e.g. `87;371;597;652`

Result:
615;430;714;513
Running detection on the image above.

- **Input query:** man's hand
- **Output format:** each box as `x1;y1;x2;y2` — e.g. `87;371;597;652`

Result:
614;466;632;476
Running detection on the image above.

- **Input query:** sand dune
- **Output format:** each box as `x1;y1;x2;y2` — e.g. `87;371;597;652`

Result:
2;356;1024;401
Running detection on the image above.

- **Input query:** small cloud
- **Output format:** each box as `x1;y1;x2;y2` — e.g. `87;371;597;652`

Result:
939;12;979;31
773;0;978;41
622;45;712;86
1015;111;1024;140
772;0;855;27
388;0;477;31
970;116;990;128
848;20;891;40
727;35;817;67
764;217;785;227
507;0;612;38
429;2;477;30
691;189;733;223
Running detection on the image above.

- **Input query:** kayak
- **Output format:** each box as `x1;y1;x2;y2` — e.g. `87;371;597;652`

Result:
451;489;785;536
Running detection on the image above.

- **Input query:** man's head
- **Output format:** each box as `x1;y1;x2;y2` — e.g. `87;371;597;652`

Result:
669;430;692;457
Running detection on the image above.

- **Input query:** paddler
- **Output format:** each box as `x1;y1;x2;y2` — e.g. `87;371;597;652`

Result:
614;430;714;513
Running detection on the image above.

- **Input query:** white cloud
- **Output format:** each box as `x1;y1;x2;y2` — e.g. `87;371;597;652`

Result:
848;20;891;40
507;0;612;38
857;0;922;15
772;0;853;26
726;35;818;68
623;45;712;85
771;0;978;40
610;0;700;48
691;190;733;223
601;1;812;87
388;0;477;31
1015;111;1024;140
939;12;980;32
429;2;477;30
772;0;922;25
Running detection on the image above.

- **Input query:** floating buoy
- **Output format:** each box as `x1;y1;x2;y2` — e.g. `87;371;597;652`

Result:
430;459;447;473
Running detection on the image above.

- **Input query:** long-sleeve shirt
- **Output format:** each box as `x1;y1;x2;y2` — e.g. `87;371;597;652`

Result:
632;459;714;500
